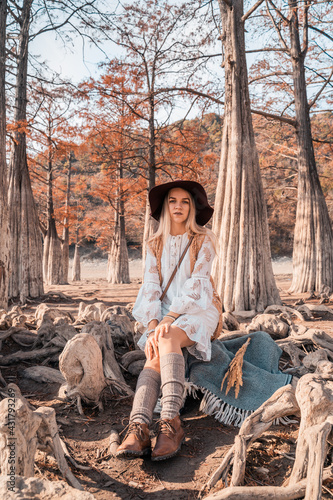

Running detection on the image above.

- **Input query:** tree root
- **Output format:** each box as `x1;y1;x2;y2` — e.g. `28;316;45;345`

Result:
0;346;60;365
203;361;333;500
203;466;333;499
0;384;83;490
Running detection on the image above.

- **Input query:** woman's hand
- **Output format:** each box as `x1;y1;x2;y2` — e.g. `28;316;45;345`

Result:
145;317;174;360
145;331;159;361
154;318;173;343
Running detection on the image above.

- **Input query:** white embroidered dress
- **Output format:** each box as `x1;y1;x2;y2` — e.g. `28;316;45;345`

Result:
133;233;219;361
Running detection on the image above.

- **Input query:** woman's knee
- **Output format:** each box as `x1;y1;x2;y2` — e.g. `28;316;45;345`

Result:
158;329;181;349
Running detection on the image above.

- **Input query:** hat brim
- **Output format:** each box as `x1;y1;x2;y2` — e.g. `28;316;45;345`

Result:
149;180;214;226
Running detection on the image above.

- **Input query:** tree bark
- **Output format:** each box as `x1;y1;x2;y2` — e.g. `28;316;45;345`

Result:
212;0;281;312
142;94;158;266
0;0;9;310
288;0;333;294
62;151;72;284
107;163;130;284
72;241;81;281
43;141;64;285
8;0;43;302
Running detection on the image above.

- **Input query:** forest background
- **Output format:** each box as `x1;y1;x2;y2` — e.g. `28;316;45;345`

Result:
0;0;333;311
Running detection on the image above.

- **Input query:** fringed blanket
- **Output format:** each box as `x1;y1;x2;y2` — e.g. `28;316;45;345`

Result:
185;331;292;427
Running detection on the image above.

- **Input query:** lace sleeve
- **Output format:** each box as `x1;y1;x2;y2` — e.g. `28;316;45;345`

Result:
132;249;162;326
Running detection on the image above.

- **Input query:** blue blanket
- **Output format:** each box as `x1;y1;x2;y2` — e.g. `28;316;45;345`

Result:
185;331;292;427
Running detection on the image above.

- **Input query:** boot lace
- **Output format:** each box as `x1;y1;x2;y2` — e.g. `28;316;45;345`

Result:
155;419;176;437
123;421;147;440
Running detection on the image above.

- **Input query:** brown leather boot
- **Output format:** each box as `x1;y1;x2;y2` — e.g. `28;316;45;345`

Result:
116;422;151;458
151;415;185;461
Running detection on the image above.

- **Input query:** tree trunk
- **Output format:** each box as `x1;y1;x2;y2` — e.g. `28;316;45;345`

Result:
72;241;81;281
288;1;333;294
8;0;44;302
43;146;64;285
62;152;72;284
43;223;64;285
107;164;130;284
107;221;130;284
212;0;281;312
142;95;158;265
0;0;9;310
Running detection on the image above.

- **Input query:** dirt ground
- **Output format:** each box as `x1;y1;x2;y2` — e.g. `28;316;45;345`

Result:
3;271;333;499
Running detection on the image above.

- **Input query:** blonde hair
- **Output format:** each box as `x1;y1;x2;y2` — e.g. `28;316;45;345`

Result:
149;189;217;249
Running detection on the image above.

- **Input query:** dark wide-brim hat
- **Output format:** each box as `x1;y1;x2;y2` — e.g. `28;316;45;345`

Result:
149;180;214;226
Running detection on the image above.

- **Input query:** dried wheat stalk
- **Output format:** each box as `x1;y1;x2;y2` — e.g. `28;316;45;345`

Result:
221;338;251;398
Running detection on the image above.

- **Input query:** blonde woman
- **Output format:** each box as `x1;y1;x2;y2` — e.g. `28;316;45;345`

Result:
116;180;221;461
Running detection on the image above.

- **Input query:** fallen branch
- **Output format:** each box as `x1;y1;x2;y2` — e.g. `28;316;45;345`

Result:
0;346;60;365
203;466;333;499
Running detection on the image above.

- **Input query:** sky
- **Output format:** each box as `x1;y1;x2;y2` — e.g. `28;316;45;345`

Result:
30;30;112;84
29;22;225;124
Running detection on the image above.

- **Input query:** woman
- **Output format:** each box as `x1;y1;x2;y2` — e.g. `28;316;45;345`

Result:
116;180;220;461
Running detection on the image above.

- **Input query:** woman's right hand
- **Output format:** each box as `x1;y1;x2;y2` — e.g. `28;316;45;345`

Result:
145;331;159;361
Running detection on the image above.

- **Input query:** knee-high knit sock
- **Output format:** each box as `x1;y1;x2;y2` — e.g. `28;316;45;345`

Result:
160;353;185;421
129;368;161;425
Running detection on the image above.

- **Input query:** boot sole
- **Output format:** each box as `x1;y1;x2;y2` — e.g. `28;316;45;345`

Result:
151;437;185;461
116;447;150;459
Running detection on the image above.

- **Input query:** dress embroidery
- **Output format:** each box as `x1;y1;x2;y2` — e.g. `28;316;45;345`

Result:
133;232;223;361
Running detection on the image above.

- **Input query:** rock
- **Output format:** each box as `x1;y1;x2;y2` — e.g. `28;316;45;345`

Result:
246;314;289;338
0;476;95;499
302;350;328;370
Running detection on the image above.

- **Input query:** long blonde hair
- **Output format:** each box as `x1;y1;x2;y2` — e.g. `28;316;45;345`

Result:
149;189;217;249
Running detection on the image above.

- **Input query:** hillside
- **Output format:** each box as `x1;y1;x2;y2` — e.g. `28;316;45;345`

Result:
188;111;333;257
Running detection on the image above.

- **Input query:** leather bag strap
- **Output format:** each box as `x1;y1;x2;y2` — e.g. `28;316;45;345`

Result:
160;235;194;302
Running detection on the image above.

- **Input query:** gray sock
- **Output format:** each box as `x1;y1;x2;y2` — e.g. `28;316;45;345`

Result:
160;353;185;421
130;368;161;425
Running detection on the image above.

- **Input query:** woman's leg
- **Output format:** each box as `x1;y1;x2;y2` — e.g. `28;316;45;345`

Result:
116;359;161;458
158;326;194;420
151;326;194;461
129;364;161;424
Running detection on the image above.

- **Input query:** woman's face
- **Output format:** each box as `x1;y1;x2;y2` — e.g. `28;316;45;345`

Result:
168;188;191;226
